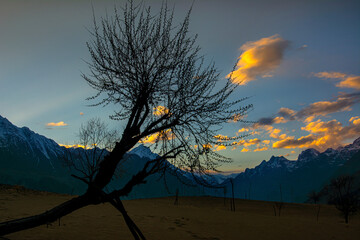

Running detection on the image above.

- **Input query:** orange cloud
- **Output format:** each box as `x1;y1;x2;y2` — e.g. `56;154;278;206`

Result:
296;97;354;118
314;72;360;90
278;107;296;120
238;128;249;133
232;138;261;147
254;93;360;130
153;106;170;116
254;147;268;152
59;144;87;149
141;129;174;144
230;113;246;122
272;135;316;149
214;145;226;151
337;76;360;90
253;116;288;128
214;134;230;141
273;117;360;151
227;35;290;85
241;148;250;152
46;121;68;127
80;112;84;116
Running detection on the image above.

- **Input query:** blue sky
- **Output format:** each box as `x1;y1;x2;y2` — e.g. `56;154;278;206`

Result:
1;0;359;173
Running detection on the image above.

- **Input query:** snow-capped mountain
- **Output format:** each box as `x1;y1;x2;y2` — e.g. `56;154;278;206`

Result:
0;115;64;170
239;138;360;178
228;137;360;202
128;145;159;160
0;115;204;197
297;148;320;163
1;114;359;202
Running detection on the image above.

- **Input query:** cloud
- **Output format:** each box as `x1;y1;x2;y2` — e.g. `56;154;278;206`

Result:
278;107;296;120
80;112;84;116
46;121;68;127
272;135;316;149
59;144;87;149
297;44;308;50
254;147;268;152
214;134;231;141
153;106;170;116
238;128;249;133
232;138;261;147
273;116;360;151
314;72;347;79
227;35;290;85
214;145;226;151
231;138;273;151
314;71;360;90
337;76;360;90
295;94;359;119
140;129;174;144
255;93;360;127
268;128;287;140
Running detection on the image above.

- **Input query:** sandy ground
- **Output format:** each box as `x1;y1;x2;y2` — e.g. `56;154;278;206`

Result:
0;185;359;240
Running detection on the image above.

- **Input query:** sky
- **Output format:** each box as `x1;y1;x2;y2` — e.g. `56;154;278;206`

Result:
0;0;359;173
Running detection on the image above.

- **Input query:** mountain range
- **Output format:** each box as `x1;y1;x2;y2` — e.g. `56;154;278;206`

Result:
225;138;360;202
0;114;359;202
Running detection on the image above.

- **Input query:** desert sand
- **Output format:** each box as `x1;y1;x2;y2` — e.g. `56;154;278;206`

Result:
0;185;359;240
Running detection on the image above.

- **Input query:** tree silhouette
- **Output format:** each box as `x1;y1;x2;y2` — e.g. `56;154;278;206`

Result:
307;190;322;221
325;175;359;224
62;117;118;183
0;1;251;238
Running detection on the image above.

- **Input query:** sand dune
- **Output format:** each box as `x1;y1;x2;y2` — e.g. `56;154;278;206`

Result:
0;185;359;240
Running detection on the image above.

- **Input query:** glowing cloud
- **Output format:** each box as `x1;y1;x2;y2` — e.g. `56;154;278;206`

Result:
214;134;230;141
273;117;360;151
232;138;261;147
153;106;170;116
256;93;360;128
238;128;249;133
314;72;360;90
46;121;68;127
59;144;87;149
272;135;316;149
228;35;290;85
254;147;268;152
296;95;359;119
141;129;174;144
278;107;296;120
214;145;226;151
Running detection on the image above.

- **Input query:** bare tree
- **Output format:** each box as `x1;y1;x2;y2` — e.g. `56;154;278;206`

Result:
325;175;359;224
273;184;284;217
0;1;251;238
307;190;322;221
230;179;236;211
63;118;118;183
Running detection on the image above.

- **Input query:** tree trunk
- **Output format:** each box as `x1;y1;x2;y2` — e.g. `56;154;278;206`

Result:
0;195;92;235
0;141;132;236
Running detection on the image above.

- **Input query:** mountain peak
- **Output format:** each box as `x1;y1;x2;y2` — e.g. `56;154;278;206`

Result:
353;137;360;146
297;148;320;162
129;144;158;160
269;155;288;162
